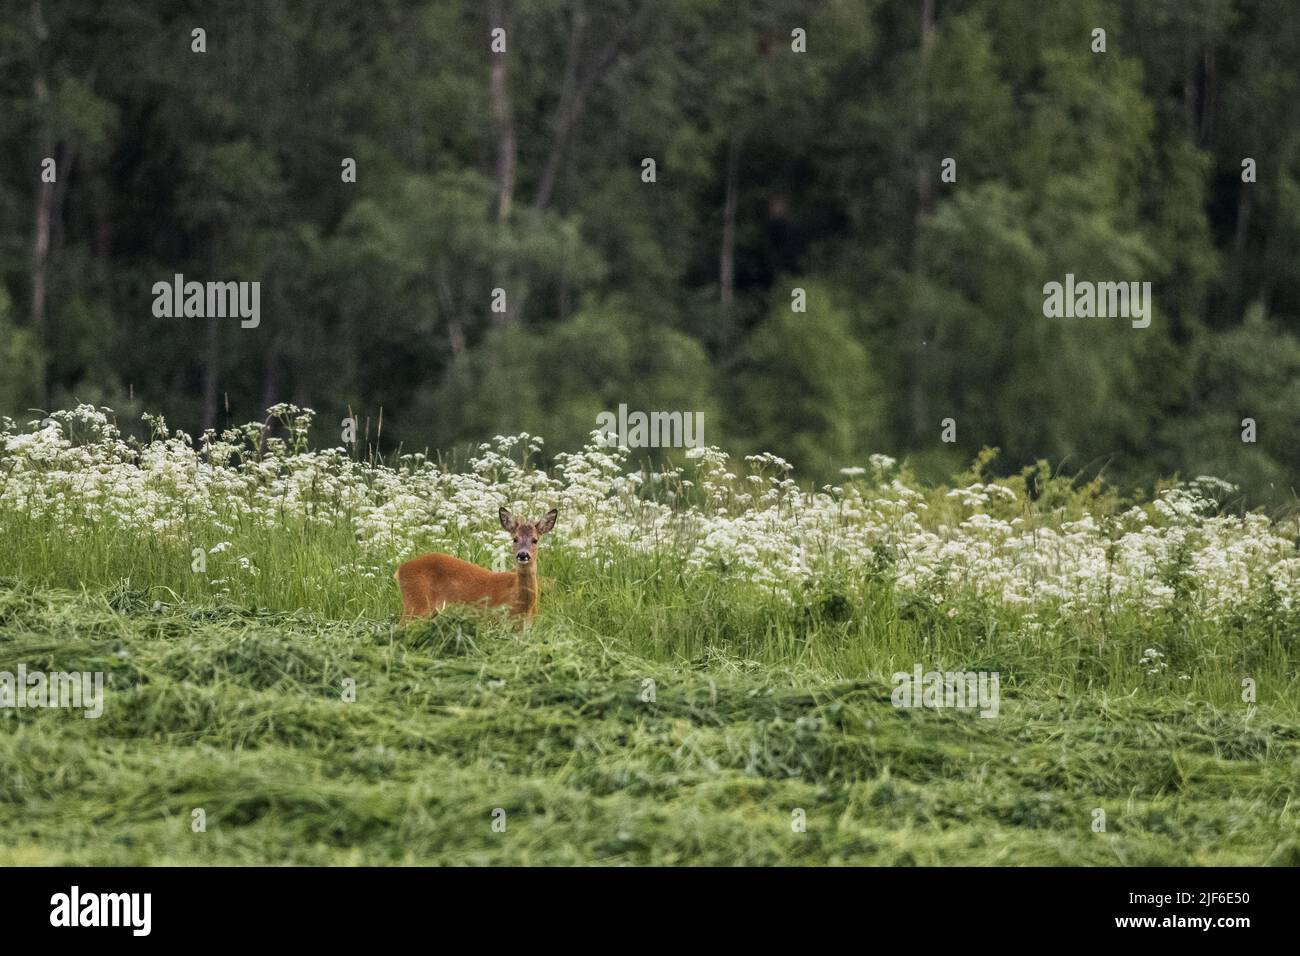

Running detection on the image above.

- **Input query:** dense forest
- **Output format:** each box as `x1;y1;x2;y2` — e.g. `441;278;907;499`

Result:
1;0;1297;502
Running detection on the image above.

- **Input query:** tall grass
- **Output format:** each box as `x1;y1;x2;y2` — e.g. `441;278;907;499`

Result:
0;406;1297;863
0;498;1294;710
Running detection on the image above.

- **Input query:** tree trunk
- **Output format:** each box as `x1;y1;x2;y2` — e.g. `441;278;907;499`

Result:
533;2;585;213
50;144;73;264
719;135;739;345
510;1;645;328
489;0;516;225
92;169;112;269
201;229;224;431
533;0;646;214
489;0;517;326
907;0;936;447
259;334;282;416
435;263;467;363
1229;185;1250;313
29;0;51;408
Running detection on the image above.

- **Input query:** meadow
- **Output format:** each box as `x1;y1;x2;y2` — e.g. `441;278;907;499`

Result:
0;404;1297;865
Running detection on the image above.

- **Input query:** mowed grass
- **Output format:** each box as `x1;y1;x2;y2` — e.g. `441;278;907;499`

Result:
0;578;1297;865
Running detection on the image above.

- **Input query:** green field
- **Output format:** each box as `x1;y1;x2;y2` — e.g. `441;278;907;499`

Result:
1;410;1297;864
1;578;1296;865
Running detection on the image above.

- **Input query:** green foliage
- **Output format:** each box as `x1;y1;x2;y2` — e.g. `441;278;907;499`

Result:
1159;304;1300;500
0;290;42;414
1;0;1298;505
425;298;717;453
739;282;887;477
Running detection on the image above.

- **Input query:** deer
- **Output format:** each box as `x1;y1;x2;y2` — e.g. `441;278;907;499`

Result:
394;506;558;623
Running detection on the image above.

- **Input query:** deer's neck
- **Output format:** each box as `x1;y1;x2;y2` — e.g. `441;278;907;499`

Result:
512;561;539;616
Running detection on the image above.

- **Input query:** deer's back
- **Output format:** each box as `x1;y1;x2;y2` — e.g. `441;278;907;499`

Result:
396;552;516;618
399;552;513;600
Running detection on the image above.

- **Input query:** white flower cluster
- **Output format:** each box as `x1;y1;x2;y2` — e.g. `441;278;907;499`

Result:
2;405;1296;624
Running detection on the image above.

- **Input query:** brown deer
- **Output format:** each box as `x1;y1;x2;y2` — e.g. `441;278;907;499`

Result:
395;506;558;623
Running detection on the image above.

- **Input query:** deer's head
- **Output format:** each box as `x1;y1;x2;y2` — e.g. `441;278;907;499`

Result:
499;506;558;567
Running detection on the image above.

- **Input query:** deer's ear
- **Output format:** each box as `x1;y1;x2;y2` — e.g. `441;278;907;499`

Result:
537;508;558;535
499;507;515;532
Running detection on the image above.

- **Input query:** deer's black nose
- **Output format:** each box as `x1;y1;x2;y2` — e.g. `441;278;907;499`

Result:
516;551;531;563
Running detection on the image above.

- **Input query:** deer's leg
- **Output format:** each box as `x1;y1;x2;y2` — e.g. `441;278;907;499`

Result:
397;572;439;622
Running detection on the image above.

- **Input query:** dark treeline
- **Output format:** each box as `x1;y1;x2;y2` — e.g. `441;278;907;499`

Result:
1;0;1297;502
